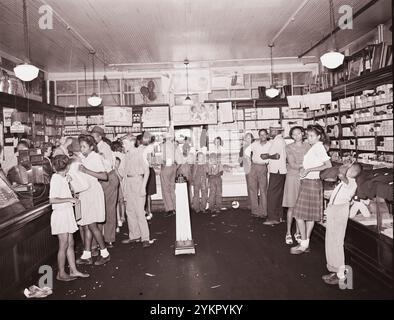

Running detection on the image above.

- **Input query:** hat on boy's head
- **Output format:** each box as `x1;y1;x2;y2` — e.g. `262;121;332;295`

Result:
91;126;105;137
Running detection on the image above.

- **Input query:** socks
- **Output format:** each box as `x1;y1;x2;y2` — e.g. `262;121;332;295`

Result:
81;250;91;259
300;239;310;249
100;248;110;258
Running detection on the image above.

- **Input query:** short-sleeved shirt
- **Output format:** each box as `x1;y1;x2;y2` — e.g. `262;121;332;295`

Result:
97;140;114;172
268;134;287;174
49;173;73;212
286;142;311;176
125;146;148;176
244;140;272;165
329;178;357;205
81;151;107;182
302;141;330;179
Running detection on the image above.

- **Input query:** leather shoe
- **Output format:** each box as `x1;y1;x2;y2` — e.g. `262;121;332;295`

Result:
121;238;141;244
76;257;93;265
263;220;280;226
164;210;175;217
142;241;152;248
290;245;310;255
94;255;111;266
105;242;114;248
323;273;340;285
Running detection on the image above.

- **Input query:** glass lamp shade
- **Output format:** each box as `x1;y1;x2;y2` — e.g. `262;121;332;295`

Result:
184;96;193;105
266;86;280;98
87;93;102;107
320;51;345;69
13;63;39;82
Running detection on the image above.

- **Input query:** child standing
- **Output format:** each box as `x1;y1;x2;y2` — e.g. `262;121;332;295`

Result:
208;153;223;214
323;162;362;285
191;152;208;213
49;155;89;281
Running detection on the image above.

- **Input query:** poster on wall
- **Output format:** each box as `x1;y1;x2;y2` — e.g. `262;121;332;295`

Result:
3;108;14;127
162;69;211;94
218;102;233;123
142;106;169;128
172;103;218;126
104;106;133;126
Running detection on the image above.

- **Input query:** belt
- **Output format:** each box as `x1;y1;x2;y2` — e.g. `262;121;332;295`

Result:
126;174;143;178
252;163;268;166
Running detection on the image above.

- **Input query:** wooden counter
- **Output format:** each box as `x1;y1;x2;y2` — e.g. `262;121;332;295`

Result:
0;202;57;298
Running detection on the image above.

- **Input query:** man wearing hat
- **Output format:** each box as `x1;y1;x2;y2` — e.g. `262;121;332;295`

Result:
122;133;153;247
261;124;287;226
160;130;177;217
91;126;120;247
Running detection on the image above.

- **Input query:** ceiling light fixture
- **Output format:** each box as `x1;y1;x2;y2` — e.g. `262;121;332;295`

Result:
13;0;39;82
266;44;280;98
184;59;193;105
87;51;102;107
320;0;344;69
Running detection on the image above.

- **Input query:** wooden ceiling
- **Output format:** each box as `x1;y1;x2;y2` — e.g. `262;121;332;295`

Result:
0;0;391;72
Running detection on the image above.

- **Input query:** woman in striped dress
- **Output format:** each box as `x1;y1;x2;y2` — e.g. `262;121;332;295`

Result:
290;124;332;255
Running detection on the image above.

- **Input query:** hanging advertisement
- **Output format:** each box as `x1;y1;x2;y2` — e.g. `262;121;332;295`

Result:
103;106;133;126
142;106;169;128
172;103;217;126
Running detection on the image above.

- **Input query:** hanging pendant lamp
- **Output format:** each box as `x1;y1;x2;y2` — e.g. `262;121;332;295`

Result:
266;44;280;98
184;59;193;105
14;0;39;82
87;51;102;107
320;0;344;69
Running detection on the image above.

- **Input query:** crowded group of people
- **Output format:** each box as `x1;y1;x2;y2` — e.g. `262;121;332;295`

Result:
238;123;362;285
11;120;361;286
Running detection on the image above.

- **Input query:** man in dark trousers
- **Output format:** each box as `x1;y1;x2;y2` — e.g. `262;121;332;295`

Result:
262;124;287;226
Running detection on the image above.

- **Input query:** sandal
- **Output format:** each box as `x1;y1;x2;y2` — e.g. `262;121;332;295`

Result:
285;234;293;245
294;233;302;243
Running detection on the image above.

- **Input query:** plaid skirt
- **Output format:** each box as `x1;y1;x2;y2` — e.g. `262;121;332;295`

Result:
293;179;323;221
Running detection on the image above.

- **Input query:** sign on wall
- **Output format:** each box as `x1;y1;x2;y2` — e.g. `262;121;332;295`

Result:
172;103;218;126
104;106;133;126
142;106;169;128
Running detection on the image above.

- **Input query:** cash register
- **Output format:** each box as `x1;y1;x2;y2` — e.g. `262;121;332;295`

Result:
6;148;50;208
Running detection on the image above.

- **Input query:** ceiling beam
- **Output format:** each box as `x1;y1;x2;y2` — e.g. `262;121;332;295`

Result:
269;0;311;45
298;0;381;58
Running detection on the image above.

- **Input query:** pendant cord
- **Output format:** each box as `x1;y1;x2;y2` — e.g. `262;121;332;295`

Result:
22;0;30;61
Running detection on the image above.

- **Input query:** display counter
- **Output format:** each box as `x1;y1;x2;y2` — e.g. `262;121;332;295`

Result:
0;202;57;298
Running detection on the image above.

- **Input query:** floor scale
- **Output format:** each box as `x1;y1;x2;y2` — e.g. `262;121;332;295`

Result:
175;177;195;255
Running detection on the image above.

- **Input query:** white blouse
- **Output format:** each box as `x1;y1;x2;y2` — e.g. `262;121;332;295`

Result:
302;141;330;179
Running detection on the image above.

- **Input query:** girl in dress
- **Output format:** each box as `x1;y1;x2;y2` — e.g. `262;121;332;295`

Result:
76;135;110;266
49;155;89;281
290;125;332;255
282;127;310;245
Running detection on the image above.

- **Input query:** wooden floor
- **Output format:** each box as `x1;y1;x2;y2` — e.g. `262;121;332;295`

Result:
10;209;394;300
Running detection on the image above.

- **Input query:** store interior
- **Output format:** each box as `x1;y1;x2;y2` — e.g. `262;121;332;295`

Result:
0;0;393;299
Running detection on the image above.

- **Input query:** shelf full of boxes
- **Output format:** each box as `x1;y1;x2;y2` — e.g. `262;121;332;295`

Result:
303;83;393;169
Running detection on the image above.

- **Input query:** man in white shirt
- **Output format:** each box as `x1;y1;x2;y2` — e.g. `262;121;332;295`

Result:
91;126;120;247
244;129;272;218
263;125;287;226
